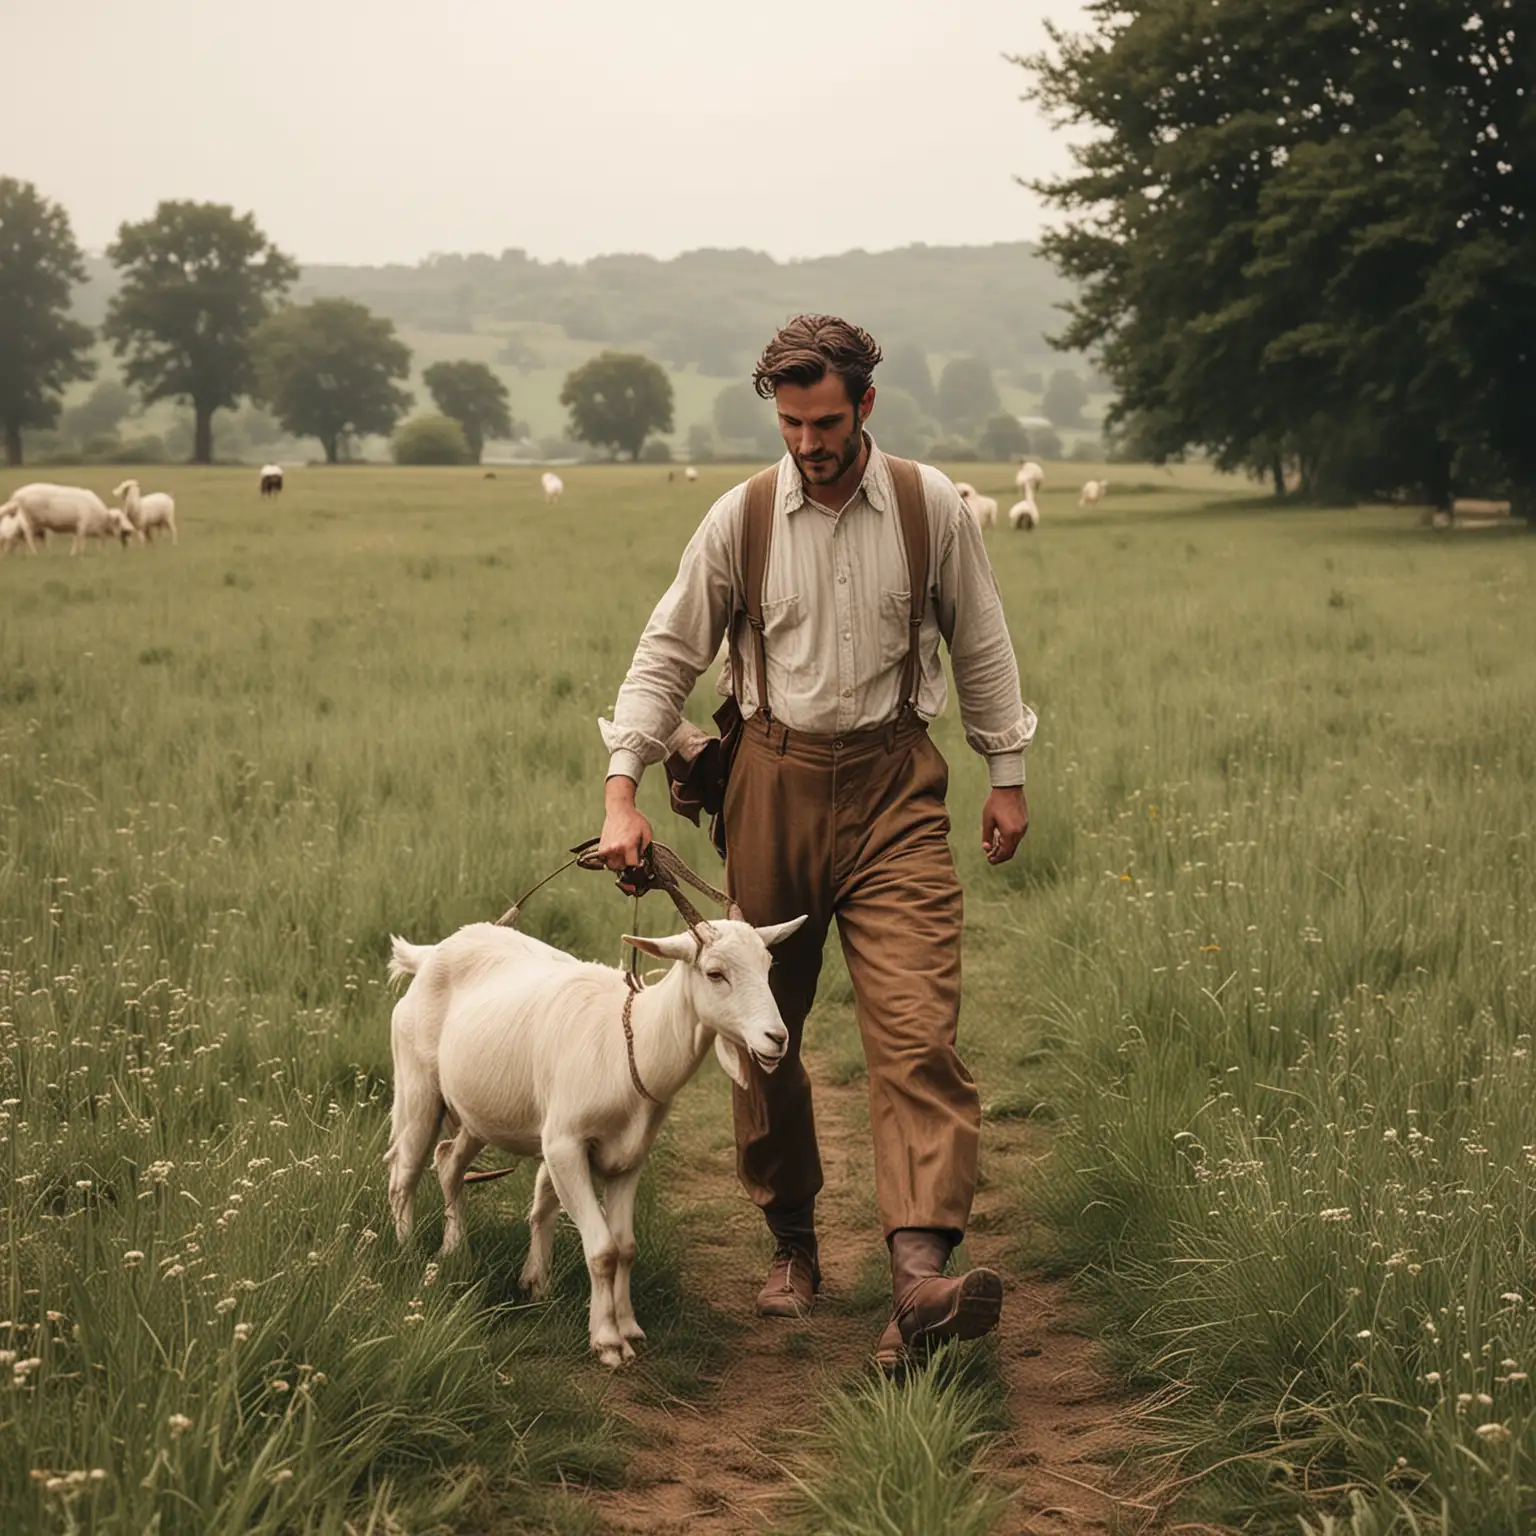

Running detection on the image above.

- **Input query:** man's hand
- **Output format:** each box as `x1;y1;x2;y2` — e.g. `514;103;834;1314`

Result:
599;775;653;878
981;786;1029;865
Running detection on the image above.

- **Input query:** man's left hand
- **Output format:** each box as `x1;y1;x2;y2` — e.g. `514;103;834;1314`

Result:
981;786;1029;865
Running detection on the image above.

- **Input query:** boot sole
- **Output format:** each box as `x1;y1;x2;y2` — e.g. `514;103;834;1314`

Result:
874;1269;1004;1373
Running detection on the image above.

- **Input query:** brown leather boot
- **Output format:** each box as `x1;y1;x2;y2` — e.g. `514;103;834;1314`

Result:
874;1229;1002;1373
756;1241;820;1317
755;1201;818;1318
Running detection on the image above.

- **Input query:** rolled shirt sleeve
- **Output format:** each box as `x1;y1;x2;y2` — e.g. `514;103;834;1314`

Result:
599;491;739;785
929;475;1037;787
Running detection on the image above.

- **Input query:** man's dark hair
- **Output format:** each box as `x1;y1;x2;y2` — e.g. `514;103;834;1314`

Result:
752;315;883;407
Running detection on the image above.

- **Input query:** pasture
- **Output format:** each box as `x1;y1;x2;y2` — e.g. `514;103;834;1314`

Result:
0;461;1533;1533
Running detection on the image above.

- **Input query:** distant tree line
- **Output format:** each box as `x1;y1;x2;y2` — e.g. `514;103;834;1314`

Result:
0;181;535;468
1021;0;1535;513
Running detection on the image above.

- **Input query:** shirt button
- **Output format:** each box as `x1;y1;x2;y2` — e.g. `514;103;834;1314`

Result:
842;687;852;699
838;574;847;584
843;630;851;640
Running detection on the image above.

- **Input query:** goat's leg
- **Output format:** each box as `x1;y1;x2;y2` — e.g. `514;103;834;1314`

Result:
542;1139;626;1367
519;1161;560;1299
385;1083;441;1244
604;1167;645;1347
435;1126;486;1255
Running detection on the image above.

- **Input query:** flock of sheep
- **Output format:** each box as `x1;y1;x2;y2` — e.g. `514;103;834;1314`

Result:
0;478;178;555
954;461;1111;534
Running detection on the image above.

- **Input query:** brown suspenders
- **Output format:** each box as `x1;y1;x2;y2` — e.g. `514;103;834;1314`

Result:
732;455;930;724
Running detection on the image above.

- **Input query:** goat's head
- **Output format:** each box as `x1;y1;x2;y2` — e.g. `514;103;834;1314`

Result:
113;479;138;502
622;917;807;1089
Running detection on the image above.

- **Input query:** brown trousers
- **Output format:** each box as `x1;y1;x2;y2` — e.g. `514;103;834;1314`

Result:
723;711;980;1240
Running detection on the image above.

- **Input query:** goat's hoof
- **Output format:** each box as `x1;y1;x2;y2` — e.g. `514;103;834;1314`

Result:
519;1267;550;1300
438;1232;463;1258
595;1343;626;1369
620;1321;646;1344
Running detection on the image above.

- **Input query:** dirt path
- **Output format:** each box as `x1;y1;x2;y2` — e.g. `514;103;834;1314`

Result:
577;1071;1158;1534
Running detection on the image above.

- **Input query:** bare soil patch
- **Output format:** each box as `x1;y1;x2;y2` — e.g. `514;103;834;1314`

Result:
571;1071;1156;1534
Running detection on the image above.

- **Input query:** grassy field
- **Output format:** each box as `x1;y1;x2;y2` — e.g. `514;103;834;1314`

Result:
0;460;1531;1532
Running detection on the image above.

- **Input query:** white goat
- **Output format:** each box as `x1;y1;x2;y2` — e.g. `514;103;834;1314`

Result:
0;483;130;554
684;466;699;482
259;464;284;497
1015;461;1044;494
114;479;178;546
1079;478;1109;507
541;471;565;504
1008;497;1040;531
953;481;977;500
386;915;805;1366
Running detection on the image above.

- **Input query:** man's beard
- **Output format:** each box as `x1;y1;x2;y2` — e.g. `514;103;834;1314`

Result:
795;423;863;485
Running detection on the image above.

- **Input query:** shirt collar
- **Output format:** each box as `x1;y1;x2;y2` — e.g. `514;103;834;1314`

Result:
783;433;891;516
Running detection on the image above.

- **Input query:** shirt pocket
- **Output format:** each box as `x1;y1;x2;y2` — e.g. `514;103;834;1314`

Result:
761;592;803;641
879;589;916;668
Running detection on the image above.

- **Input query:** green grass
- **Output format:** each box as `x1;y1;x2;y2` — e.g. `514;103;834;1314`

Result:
1;460;1529;1532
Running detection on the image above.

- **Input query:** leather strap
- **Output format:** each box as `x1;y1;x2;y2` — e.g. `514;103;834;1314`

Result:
883;455;930;712
737;465;778;722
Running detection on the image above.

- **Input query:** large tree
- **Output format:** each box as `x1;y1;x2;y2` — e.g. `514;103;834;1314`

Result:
422;360;512;463
104;202;296;464
0;178;95;466
252;298;413;463
561;352;674;461
1020;0;1535;509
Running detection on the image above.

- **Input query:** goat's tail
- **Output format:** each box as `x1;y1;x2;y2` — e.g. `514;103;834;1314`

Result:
388;935;434;985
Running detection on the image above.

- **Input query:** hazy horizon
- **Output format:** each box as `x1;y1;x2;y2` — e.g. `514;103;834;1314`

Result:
7;0;1087;267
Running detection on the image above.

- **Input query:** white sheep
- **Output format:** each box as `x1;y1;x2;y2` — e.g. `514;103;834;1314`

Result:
0;509;27;554
114;480;178;546
541;471;565;504
684;466;699;483
1079;478;1109;507
259;464;284;497
1008;497;1040;531
967;494;999;529
953;481;977;500
386;915;804;1366
0;483;131;554
1015;461;1044;494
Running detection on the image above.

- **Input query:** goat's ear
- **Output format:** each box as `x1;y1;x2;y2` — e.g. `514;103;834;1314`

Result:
622;932;698;963
753;915;809;950
714;1035;749;1090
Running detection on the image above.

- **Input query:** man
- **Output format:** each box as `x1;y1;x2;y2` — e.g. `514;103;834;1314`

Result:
598;315;1035;1368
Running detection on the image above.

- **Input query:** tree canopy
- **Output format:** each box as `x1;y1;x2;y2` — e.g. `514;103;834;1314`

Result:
1042;369;1089;429
392;414;472;465
977;413;1033;462
0;178;95;466
1021;0;1535;509
252;298;413;463
936;357;1002;435
423;360;513;463
561;352;675;460
104;201;297;463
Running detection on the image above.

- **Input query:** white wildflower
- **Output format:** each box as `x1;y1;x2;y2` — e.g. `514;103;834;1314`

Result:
167;1414;192;1437
123;1251;145;1269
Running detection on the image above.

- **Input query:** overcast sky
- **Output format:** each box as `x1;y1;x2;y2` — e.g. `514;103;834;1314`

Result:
6;0;1087;267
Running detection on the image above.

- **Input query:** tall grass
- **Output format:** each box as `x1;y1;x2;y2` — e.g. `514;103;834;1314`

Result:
0;466;734;1532
991;506;1536;1530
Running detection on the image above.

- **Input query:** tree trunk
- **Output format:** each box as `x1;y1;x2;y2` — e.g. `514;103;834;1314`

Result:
1271;453;1285;498
1425;443;1454;512
322;434;339;464
468;427;483;464
193;402;214;465
3;417;21;468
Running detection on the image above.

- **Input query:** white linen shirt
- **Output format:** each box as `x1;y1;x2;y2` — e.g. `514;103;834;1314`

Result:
600;440;1037;788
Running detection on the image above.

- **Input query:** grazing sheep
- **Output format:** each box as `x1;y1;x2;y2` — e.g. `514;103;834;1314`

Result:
0;509;27;553
113;480;178;546
1079;479;1109;507
1008;497;1040;531
0;483;131;554
684;466;699;482
953;481;977;500
541;471;565;504
967;494;999;529
259;464;284;497
1015;461;1044;494
386;915;804;1366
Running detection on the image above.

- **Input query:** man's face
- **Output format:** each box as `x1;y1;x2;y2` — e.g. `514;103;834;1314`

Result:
774;375;875;488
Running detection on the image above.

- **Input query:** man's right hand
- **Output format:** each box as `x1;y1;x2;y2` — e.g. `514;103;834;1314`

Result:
599;776;653;874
